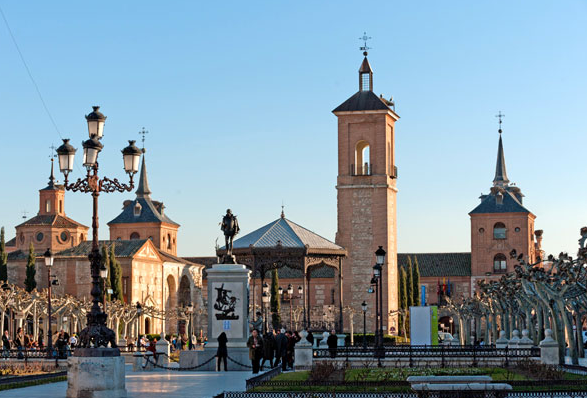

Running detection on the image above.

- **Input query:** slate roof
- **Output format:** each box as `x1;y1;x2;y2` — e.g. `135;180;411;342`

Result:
231;217;343;251
56;240;148;258
397;252;471;277
469;189;530;214
108;154;179;227
16;214;88;229
7;250;27;261
332;90;391;113
108;197;180;226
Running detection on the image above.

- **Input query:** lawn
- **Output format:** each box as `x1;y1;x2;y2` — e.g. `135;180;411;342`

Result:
254;367;587;393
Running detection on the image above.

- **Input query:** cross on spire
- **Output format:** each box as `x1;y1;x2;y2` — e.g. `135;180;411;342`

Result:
21;210;28;219
49;144;57;158
359;32;372;55
281;201;285;219
495;111;505;134
139;127;149;152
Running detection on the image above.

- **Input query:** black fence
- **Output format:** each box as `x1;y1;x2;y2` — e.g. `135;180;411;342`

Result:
223;392;587;398
0;346;145;360
313;345;540;366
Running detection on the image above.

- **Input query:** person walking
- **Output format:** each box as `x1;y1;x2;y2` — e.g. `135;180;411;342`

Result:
274;328;288;371
2;330;10;359
247;329;263;374
286;331;301;369
261;330;275;370
327;329;338;358
216;332;228;371
15;328;24;359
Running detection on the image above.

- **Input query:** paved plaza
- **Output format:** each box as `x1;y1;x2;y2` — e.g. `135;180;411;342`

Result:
0;365;251;398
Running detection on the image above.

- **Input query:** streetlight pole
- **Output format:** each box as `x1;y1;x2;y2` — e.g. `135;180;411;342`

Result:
361;301;367;350
44;249;54;358
262;292;269;334
187;303;194;350
135;302;142;348
56;106;142;352
373;246;386;366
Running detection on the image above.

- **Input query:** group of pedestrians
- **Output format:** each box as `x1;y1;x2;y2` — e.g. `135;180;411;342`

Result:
1;328;74;359
246;328;302;374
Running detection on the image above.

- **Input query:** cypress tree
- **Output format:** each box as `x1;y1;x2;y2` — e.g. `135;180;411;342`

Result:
100;244;110;302
109;244;123;302
413;256;421;306
406;256;414;308
270;268;281;330
24;243;37;292
399;266;407;311
0;227;7;282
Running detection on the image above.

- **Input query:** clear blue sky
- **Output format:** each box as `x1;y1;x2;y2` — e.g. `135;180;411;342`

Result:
0;1;585;257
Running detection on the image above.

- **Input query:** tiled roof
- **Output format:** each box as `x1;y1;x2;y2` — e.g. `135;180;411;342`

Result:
16;214;88;229
158;250;200;266
469;189;530;214
56;240;148;258
332;91;391;113
183;257;217;267
5;237;16;247
107;197;179;226
397;252;471;277
231;217;343;251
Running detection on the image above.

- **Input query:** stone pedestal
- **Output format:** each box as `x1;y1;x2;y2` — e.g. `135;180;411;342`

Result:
179;263;251;371
518;329;533;348
319;331;329;347
496;331;509;349
508;330;520;348
295;330;313;369
67;349;126;398
539;329;559;365
336;334;346;347
156;339;170;365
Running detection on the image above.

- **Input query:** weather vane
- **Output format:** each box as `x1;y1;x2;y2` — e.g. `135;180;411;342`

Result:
138;127;149;151
495;111;505;134
359;32;371;55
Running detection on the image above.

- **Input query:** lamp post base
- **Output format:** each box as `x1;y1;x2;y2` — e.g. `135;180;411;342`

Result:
67;353;126;398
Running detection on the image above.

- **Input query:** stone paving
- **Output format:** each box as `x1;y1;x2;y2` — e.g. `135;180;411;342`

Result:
0;365;252;398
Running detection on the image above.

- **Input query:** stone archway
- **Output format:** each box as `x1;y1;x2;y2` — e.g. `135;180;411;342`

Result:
178;275;191;307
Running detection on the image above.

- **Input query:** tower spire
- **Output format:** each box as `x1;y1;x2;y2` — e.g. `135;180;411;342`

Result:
135;150;151;198
48;158;56;188
358;32;373;92
493;112;509;187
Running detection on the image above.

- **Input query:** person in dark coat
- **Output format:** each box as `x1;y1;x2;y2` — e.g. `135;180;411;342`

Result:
306;331;314;347
285;331;301;369
274;328;288;370
246;329;264;374
327;329;338;358
2;330;10;359
216;332;228;371
261;330;275;370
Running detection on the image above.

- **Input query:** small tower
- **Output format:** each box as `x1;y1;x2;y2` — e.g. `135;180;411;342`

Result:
469;115;537;284
39;159;65;217
334;41;400;334
108;151;180;255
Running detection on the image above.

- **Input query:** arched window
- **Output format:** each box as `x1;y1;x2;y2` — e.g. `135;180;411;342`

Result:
493;222;506;239
493;253;507;272
355;140;370;175
130;232;140;240
167;233;172;250
134;203;142;217
45;199;51;213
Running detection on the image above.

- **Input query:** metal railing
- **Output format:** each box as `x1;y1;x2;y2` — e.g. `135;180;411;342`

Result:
246;366;283;390
0;346;146;360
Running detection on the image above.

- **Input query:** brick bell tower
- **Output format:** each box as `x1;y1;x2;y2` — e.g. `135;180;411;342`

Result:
333;45;400;334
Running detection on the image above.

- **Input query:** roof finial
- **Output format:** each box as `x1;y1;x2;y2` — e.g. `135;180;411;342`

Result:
359;32;372;56
48;144;57;187
496;111;505;135
139;127;149;153
281;201;285;219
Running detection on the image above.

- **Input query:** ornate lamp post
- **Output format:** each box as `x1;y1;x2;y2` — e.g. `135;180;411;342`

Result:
279;284;303;331
43;248;54;358
56;106;142;353
136;302;142;345
373;245;386;365
262;291;270;334
361;301;367;350
187;303;194;349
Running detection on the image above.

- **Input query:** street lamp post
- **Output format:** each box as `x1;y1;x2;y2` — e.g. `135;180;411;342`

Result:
56;106;142;352
187;303;194;350
361;301;367;350
373;246;386;365
135;302;143;348
279;284;303;331
43;249;54;358
262;292;270;334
